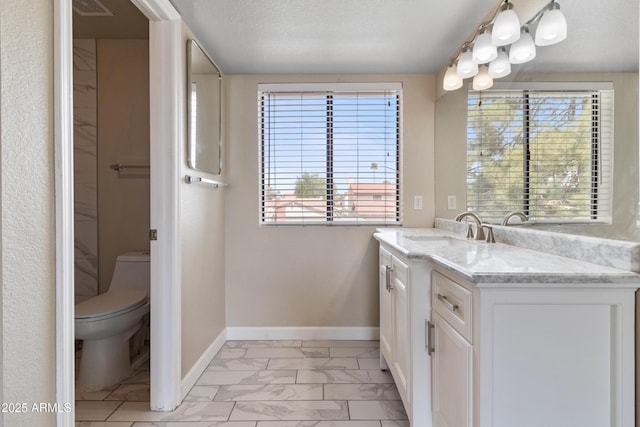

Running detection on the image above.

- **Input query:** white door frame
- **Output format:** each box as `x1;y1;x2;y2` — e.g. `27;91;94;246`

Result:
54;1;183;424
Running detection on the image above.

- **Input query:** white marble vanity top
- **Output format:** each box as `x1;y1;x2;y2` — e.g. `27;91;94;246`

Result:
374;228;640;287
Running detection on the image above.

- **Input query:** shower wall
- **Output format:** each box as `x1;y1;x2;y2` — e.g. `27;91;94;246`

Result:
73;38;150;302
73;39;99;304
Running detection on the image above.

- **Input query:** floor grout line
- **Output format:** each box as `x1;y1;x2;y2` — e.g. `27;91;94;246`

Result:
77;340;408;424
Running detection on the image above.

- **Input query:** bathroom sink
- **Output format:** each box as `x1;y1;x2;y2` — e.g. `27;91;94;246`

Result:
402;235;459;246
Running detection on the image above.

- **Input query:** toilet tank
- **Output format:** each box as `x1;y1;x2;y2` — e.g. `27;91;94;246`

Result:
108;251;150;294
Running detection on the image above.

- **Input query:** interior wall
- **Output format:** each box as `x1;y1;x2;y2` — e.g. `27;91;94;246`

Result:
180;22;226;378
97;39;150;293
0;0;56;425
74;39;99;303
435;72;639;240
225;74;434;328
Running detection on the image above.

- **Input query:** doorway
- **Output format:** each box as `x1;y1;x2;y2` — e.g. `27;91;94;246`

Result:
55;0;183;424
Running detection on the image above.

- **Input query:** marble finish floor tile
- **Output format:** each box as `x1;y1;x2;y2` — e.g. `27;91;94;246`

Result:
245;347;329;359
206;358;269;371
215;348;248;359
267;358;359;370
348;401;407;421
302;341;380;348
324;384;400;401
108;401;234;422
197;369;297;385
296;370;394;384
224;340;302;348
214;384;323;401
257;422;383;427
329;348;379;359
76;340;405;425
356;358;383;370
229;400;349;421
184;385;220;402
106;384;150;401
75;422;133;427
75;400;123;421
131;423;256;427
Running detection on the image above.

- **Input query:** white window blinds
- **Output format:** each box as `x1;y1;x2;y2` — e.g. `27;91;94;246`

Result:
467;88;613;224
259;83;401;225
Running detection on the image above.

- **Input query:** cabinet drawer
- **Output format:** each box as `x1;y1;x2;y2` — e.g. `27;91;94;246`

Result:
432;271;472;342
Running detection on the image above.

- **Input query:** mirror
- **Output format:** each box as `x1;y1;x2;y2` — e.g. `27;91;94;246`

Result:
187;39;222;174
434;0;639;241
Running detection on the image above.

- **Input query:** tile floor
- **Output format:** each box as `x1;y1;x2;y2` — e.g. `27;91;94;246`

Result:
75;340;409;426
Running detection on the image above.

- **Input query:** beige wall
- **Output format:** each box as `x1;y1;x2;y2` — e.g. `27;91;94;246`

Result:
97;39;151;293
180;23;227;377
435;73;639;240
0;0;56;425
225;74;434;328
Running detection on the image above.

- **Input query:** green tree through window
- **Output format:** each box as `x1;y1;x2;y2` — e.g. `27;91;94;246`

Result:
467;88;613;223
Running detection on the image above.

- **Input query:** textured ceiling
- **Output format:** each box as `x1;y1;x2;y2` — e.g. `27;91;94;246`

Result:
170;0;637;75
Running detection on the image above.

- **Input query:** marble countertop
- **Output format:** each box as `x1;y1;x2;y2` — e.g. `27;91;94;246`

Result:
374;228;640;287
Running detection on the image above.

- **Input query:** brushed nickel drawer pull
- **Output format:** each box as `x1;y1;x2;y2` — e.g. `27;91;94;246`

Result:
437;293;459;312
426;320;435;355
385;265;393;292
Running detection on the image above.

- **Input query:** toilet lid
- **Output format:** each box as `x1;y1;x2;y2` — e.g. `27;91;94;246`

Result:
75;290;147;319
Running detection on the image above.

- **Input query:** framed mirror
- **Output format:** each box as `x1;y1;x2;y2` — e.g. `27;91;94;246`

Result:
187;39;222;174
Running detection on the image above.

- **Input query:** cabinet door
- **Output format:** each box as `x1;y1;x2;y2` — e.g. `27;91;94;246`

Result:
432;312;472;427
391;256;410;405
379;247;394;365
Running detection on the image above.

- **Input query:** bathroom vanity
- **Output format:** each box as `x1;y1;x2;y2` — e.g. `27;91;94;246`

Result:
375;227;640;427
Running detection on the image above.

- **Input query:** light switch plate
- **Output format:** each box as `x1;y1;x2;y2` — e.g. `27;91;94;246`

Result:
447;195;457;210
414;195;423;210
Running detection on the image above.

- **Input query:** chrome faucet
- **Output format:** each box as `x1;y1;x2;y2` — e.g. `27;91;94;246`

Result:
454;211;485;241
502;211;528;226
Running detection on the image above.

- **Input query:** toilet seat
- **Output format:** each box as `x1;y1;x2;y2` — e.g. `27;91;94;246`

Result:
75;290;147;322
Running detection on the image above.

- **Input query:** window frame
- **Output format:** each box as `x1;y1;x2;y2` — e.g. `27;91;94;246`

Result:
466;82;614;224
258;82;403;226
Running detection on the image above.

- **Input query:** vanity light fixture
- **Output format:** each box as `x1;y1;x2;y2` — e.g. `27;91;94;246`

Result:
489;47;511;78
534;1;567;46
491;1;521;46
442;0;567;91
457;45;479;79
472;25;498;64
443;63;464;91
509;27;536;64
473;65;494;90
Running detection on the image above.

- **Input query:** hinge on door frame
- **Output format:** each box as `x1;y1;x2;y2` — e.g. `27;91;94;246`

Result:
149;229;158;241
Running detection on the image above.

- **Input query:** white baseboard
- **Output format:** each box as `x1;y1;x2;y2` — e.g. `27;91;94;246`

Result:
180;328;227;399
225;326;380;341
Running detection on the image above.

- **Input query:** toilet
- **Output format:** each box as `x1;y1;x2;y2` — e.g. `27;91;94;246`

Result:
75;251;150;392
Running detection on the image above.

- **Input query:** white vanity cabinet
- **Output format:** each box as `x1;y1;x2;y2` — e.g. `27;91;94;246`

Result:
429;266;637;427
379;244;433;426
430;271;473;427
377;233;638;427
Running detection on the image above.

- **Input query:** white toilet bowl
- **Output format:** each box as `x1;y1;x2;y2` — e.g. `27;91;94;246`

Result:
75;252;150;392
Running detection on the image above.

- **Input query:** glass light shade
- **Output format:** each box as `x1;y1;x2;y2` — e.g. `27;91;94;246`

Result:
457;49;478;78
443;64;463;91
473;65;493;90
535;4;567;46
489;48;511;78
509;29;536;64
492;6;521;46
472;31;497;64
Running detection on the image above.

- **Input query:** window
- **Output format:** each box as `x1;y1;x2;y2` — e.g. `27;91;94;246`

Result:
259;83;401;224
466;85;613;224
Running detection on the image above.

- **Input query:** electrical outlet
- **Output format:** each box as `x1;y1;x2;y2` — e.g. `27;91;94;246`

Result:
414;195;423;210
447;195;457;210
